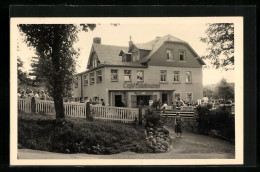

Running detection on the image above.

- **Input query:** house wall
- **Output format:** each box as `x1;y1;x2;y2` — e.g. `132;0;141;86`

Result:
149;42;202;67
71;75;82;101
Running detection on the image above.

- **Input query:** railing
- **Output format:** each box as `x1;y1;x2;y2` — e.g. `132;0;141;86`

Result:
18;98;139;123
64;102;86;118
90;104;139;123
18;98;31;113
35;100;55;115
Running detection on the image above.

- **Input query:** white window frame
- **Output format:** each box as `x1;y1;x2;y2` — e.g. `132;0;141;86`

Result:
84;74;88;86
186;92;193;102
124;70;131;82
179;50;186;61
160;70;167;82
173;71;180;82
96;70;102;83
137;70;144;82
185;71;192;83
90;72;95;85
174;92;181;101
111;69;118;82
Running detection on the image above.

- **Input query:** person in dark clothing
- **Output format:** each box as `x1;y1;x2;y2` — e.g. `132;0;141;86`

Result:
101;99;105;106
175;113;183;138
121;99;125;107
31;96;36;114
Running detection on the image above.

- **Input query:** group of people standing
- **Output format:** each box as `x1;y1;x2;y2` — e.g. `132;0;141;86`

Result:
18;90;49;101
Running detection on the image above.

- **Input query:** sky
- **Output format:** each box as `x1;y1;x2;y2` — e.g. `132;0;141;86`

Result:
17;23;234;85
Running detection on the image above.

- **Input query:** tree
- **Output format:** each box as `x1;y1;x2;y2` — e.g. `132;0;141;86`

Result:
216;78;234;101
17;57;29;85
200;23;234;71
18;24;96;120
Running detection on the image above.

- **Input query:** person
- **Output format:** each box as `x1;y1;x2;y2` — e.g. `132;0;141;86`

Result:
175;113;183;138
121;99;125;107
31;96;36;114
101;99;105;106
34;92;39;98
161;101;168;111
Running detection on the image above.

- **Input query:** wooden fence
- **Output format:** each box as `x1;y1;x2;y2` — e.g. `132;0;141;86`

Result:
18;98;139;123
90;105;139;123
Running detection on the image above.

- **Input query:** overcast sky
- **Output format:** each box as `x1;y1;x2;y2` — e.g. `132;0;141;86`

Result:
17;23;234;85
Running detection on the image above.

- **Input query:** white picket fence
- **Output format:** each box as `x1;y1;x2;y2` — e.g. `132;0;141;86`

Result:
18;98;139;123
90;105;139;123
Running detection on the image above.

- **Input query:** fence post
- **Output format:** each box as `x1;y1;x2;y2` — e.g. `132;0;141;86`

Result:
138;107;143;125
31;97;36;114
86;102;92;120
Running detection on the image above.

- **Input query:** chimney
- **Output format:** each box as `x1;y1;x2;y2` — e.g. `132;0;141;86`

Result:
129;36;133;47
93;37;101;44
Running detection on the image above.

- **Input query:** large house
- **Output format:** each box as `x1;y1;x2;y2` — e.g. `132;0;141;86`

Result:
72;34;205;108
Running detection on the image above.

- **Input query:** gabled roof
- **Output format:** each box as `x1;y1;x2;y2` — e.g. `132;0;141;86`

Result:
135;34;186;51
88;43;146;67
136;34;201;63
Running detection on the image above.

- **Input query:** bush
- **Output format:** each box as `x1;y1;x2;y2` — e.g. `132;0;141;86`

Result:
195;105;235;140
18;112;155;154
144;108;165;128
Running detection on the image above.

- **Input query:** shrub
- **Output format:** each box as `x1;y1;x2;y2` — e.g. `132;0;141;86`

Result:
195;105;212;135
18;112;154;154
195;105;235;140
144;108;164;128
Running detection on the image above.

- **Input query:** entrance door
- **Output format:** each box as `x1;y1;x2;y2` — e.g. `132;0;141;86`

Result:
137;95;150;106
162;93;168;104
115;95;122;107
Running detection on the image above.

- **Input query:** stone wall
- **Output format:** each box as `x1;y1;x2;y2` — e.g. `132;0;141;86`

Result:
165;117;198;133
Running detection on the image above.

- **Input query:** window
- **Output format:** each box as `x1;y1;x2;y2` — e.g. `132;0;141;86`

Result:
166;50;174;60
84;74;88;86
90;72;95;85
174;93;181;101
96;70;102;83
186;71;192;83
124;70;131;81
179;50;186;61
186;93;193;102
173;71;180;82
132;51;139;61
74;76;79;88
126;54;131;62
92;59;98;68
111;69;118;82
137;70;144;82
160;70;167;82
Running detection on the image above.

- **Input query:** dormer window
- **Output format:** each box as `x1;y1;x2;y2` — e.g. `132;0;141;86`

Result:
132;51;140;61
166;49;174;60
92;59;98;68
179;50;186;61
122;54;132;62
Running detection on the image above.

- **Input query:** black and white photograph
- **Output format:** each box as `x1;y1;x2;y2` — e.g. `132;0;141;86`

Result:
10;17;243;165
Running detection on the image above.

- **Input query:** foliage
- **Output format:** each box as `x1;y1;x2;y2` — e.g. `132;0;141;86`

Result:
195;105;234;140
18;24;96;119
201;23;234;70
144;108;165;129
18;112;154;154
216;78;234;101
203;78;234;101
203;87;217;99
17;57;30;85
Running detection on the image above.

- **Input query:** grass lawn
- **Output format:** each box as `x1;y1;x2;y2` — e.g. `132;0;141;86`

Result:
18;112;153;154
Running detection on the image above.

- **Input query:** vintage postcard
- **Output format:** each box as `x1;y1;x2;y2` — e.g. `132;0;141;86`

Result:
10;17;243;165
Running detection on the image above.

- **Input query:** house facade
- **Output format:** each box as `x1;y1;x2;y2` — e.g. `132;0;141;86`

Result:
72;35;205;108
